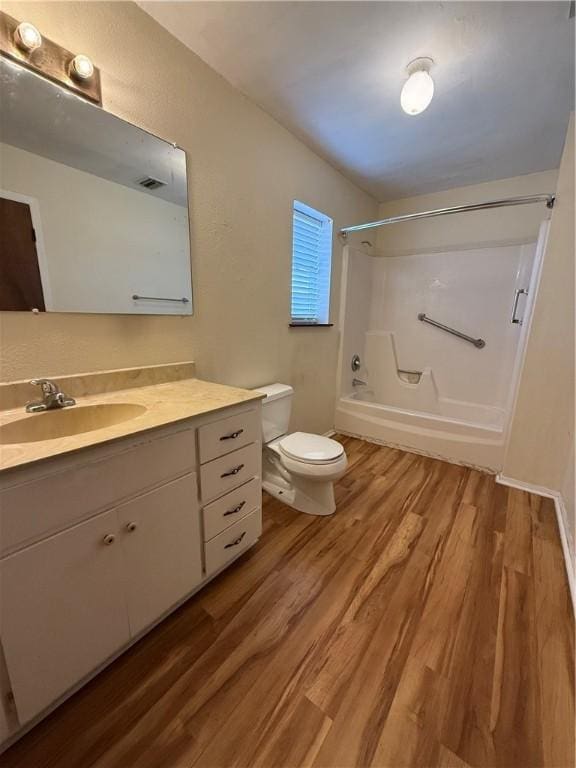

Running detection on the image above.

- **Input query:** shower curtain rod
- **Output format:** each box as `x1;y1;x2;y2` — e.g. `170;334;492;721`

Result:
339;193;555;238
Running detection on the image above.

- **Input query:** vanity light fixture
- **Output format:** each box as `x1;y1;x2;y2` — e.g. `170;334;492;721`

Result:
0;10;102;104
70;54;94;81
400;57;434;116
14;21;41;52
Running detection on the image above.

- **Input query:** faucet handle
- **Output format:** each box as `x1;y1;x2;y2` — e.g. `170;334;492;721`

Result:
30;378;59;395
25;378;75;412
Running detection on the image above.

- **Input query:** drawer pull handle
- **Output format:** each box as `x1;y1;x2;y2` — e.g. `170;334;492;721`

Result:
103;534;116;545
221;463;245;478
126;522;137;532
224;531;247;549
220;429;244;441
224;501;246;517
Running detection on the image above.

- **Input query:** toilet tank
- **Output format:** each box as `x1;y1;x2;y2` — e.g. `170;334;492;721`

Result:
254;383;294;443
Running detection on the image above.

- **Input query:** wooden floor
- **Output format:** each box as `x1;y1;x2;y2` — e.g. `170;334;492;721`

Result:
2;436;574;768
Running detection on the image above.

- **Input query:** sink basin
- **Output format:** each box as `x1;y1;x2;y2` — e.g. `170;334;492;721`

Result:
0;403;147;445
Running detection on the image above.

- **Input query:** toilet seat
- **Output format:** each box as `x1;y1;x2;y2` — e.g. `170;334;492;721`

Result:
278;432;344;464
278;450;348;481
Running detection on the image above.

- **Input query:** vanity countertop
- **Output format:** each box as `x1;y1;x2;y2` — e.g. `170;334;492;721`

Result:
0;375;264;472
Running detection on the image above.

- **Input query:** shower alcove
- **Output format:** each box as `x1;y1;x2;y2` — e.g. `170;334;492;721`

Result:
335;222;550;471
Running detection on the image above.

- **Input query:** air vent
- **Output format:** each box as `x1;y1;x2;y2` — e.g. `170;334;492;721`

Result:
137;177;166;190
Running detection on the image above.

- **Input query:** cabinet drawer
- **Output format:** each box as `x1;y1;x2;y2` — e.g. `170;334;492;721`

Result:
200;443;260;504
202;477;260;541
204;508;261;576
0;426;197;556
198;409;259;464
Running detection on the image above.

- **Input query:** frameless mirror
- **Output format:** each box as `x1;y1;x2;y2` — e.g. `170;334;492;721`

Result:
0;58;192;315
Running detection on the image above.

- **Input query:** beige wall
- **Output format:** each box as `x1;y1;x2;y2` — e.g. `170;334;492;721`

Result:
504;116;575;553
372;170;558;257
0;1;377;434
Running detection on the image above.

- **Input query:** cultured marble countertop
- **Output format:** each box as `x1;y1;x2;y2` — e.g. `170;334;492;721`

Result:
0;377;264;473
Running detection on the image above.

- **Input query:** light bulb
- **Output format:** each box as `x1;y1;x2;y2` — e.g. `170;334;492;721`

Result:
14;22;42;52
70;54;94;81
401;68;434;116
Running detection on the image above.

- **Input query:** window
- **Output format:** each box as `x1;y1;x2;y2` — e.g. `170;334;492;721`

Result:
290;200;333;325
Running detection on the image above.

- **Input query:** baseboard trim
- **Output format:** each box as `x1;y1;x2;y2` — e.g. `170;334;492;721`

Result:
496;473;575;615
496;473;558;499
339;429;496;474
554;492;576;614
324;430;336;437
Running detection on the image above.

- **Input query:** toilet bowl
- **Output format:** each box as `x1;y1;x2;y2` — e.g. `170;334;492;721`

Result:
255;384;348;516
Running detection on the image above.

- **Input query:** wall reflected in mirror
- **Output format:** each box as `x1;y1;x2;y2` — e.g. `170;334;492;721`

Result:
0;57;192;315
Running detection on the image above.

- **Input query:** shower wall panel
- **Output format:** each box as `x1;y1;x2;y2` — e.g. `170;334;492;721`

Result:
368;244;536;408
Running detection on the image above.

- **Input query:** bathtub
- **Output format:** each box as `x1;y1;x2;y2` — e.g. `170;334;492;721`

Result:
335;390;506;471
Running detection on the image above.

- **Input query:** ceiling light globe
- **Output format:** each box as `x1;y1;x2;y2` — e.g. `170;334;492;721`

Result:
71;54;94;81
401;70;434;116
14;22;42;52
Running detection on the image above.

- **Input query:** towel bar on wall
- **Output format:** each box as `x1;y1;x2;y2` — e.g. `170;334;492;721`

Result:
132;294;189;303
417;313;486;349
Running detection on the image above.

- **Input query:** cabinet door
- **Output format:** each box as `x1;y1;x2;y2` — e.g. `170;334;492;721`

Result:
117;474;202;637
0;510;130;725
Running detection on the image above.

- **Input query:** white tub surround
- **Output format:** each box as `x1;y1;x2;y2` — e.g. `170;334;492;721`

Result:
336;236;545;470
363;331;439;413
336;394;504;472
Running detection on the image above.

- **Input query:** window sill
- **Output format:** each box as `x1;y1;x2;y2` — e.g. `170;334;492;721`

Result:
289;322;334;328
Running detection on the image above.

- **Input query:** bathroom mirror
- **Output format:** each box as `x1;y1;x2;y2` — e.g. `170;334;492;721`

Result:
0;58;192;315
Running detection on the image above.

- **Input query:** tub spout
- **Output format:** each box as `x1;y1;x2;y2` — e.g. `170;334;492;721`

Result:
352;378;367;386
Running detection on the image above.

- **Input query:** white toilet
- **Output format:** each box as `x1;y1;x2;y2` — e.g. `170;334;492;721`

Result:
254;383;348;516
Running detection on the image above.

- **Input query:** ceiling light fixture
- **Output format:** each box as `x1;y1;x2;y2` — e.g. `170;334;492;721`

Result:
401;57;434;116
14;21;42;52
70;54;94;81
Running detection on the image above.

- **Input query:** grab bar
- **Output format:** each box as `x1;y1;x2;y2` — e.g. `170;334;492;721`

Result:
132;294;189;303
417;313;486;349
511;288;528;325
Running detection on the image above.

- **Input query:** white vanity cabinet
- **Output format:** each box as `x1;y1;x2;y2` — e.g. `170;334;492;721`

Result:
0;509;131;724
0;400;262;743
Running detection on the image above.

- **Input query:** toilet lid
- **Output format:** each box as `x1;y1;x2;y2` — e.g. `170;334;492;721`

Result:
279;432;344;464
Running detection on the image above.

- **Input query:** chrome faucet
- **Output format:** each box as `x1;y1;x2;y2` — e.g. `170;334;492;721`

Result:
352;378;367;386
25;379;76;413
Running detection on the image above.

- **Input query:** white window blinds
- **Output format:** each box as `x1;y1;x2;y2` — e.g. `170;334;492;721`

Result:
290;201;333;324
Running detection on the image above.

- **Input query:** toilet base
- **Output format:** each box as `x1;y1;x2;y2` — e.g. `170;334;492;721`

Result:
262;476;337;516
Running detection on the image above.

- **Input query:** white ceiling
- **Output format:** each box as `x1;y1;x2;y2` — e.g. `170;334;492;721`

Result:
140;1;574;202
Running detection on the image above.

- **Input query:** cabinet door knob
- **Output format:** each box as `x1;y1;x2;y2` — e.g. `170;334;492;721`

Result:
126;522;137;532
103;534;116;545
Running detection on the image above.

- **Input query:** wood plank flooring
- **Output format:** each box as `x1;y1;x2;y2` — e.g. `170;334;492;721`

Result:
2;436;574;768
